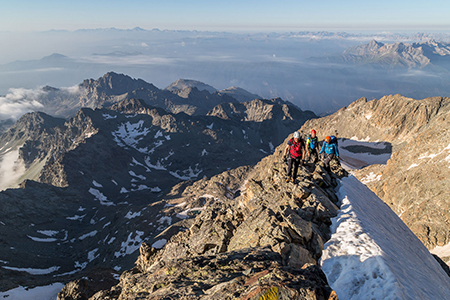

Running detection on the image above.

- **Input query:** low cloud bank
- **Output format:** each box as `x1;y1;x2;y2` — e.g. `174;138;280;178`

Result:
0;88;45;121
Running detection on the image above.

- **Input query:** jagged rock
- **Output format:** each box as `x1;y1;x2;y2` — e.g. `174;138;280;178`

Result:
57;268;119;300
90;248;334;300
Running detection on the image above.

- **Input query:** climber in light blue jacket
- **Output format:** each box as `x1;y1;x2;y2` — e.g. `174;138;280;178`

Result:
319;135;339;170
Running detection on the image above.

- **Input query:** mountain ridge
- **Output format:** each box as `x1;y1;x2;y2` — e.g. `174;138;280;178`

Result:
300;94;450;254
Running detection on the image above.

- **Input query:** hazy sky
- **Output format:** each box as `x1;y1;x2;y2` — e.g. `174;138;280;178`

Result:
2;0;450;32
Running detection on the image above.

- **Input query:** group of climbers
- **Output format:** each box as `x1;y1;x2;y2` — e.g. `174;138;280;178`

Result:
282;129;339;183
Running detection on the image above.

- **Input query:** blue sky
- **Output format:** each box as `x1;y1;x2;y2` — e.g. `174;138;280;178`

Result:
1;0;450;32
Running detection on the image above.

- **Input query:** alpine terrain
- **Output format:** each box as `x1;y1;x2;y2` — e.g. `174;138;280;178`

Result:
0;73;315;294
2;71;450;299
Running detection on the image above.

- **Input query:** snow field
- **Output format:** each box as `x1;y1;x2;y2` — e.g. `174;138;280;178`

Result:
321;176;450;300
0;283;65;300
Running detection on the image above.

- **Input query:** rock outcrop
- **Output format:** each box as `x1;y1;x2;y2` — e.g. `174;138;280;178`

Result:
60;135;347;299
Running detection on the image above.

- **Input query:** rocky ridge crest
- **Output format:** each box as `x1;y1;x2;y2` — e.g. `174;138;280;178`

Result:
59;134;347;300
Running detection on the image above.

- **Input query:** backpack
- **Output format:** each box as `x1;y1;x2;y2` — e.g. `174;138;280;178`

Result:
307;135;318;150
330;135;338;146
289;138;304;158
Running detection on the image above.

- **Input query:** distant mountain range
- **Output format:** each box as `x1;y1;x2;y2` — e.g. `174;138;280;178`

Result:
14;72;264;122
317;39;450;68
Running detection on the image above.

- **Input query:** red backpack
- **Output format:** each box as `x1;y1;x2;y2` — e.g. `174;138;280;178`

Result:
289;138;304;158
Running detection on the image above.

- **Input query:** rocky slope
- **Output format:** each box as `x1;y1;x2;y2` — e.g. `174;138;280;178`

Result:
0;96;315;291
301;94;450;257
58;134;347;300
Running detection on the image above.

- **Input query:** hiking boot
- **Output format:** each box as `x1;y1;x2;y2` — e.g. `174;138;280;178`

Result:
286;176;292;183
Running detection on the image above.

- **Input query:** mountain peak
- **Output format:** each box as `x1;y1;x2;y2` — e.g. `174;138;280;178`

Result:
80;72;158;96
368;39;383;48
40;53;69;61
165;79;217;94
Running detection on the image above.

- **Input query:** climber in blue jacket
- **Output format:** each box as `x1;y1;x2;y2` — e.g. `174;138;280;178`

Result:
319;135;339;170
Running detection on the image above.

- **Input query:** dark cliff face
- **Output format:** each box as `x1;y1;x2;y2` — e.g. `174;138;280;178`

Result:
0;96;316;291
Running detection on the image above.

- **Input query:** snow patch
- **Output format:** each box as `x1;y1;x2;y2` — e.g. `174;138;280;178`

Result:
169;164;203;180
431;242;450;258
36;230;58;237
27;236;57;242
206;122;214;129
103;113;117;120
157;216;172;226
129;170;146;180
407;163;420;170
112;120;150;153
145;156;167;170
360;172;382;184
154;130;163;138
350;136;371;142
125;210;142;219
114;231;144;258
2;265;60;275
79;230;98;240
269;142;275;152
152;239;167;249
66;214;86;221
176;207;205;219
92;180;103;188
321;176;450;299
89;188;115;206
201;149;208;156
87;248;99;262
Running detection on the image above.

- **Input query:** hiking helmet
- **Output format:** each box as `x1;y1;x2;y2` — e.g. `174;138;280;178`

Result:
311;129;316;135
325;136;331;143
293;131;300;139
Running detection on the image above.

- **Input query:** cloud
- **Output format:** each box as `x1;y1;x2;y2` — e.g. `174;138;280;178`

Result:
0;88;45;121
402;69;442;78
0;149;26;191
79;55;178;66
61;84;81;94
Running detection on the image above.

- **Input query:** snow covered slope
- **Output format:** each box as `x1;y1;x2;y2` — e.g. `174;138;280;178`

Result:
321;176;450;299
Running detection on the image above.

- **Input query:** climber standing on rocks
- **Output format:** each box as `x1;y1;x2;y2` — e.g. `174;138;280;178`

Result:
282;131;306;183
320;136;339;171
306;129;319;163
